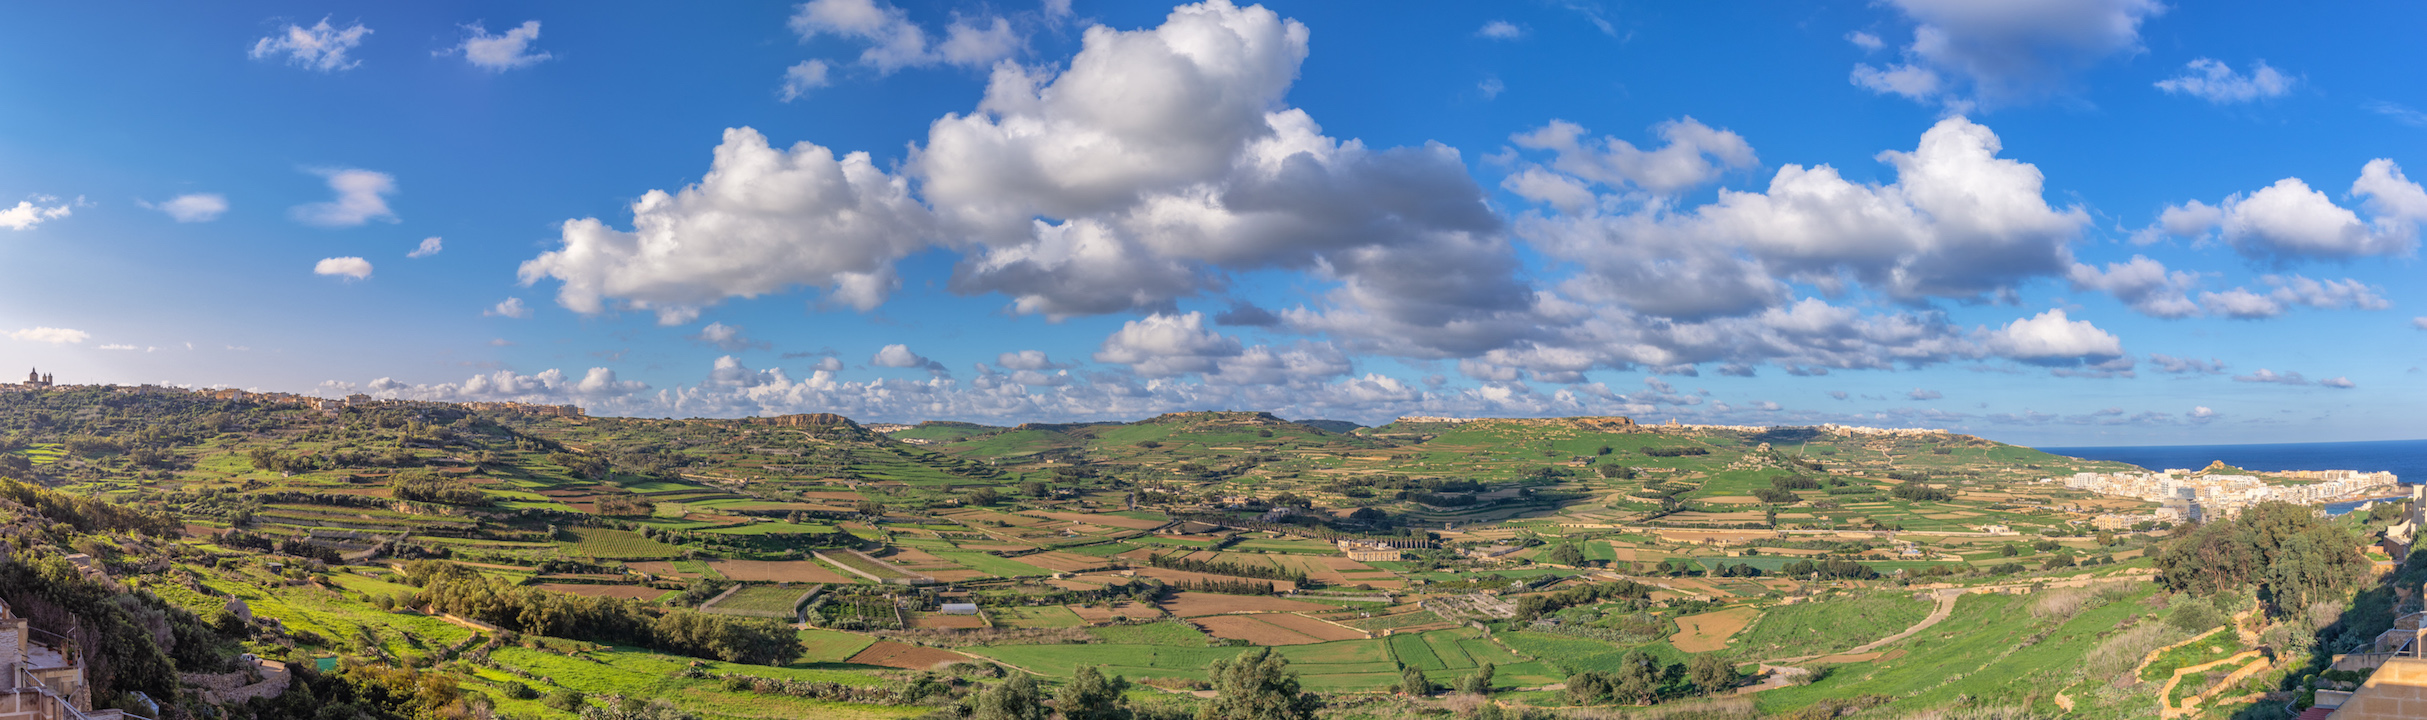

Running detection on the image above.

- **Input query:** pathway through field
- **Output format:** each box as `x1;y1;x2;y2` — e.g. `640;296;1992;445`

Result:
1758;588;1962;665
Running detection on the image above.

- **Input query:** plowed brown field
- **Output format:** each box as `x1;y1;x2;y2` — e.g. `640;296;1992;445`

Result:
847;641;971;669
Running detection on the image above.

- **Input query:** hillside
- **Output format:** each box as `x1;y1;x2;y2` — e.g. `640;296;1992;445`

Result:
0;386;2408;720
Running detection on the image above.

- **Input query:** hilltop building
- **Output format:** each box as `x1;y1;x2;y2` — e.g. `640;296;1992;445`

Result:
10;369;53;391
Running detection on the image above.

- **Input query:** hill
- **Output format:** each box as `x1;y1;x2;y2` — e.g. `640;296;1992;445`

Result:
0;385;2406;720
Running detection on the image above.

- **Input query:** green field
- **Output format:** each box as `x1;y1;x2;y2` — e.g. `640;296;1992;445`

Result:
1086;621;1209;646
1733;591;1933;658
991;605;1085;628
932;551;1054;577
706;586;813;616
796;629;880;663
561;527;686;559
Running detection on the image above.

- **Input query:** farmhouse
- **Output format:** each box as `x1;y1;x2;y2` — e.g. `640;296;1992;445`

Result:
1337;540;1402;562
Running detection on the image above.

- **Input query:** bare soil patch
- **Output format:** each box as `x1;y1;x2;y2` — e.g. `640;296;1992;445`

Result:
1314;557;1376;572
846;641;972;670
1070;602;1165;622
1670;607;1759;653
1195;615;1322;645
624;561;690;578
1257;613;1368;641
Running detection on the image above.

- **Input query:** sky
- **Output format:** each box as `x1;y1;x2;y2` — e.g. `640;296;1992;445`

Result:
3;0;2425;447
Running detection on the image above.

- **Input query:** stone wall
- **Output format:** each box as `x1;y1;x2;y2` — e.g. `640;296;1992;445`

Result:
181;659;289;707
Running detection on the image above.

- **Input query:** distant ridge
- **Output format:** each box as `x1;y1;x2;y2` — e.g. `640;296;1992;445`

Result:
1292;419;1365;434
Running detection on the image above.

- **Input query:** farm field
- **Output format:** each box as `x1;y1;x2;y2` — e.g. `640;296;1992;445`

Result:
705;585;815;616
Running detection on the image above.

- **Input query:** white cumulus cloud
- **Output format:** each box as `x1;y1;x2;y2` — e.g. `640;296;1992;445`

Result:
0;197;73;231
2155;58;2294;104
1856;0;2164;110
446;20;551;71
146;193;228;223
1519;116;2088;324
693;322;768;351
2232;368;2349;387
290;168;398;227
314;256;373;279
250;18;371;72
2149;160;2426;262
1477;21;1523;40
1507;117;1758;196
7;327;88;344
486;297;531;318
871;343;947;374
518;127;931;324
1982;309;2122;365
779;60;832;102
789;0;1020;72
409;236;443;258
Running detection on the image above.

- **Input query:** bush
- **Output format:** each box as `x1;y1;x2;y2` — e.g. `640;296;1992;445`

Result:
545;688;588;712
2168;596;2227;633
502;682;538;700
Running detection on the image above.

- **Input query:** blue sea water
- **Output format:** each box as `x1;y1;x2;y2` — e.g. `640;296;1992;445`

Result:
2037;438;2427;516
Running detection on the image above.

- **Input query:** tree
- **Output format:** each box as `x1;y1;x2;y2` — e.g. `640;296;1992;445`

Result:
1565;672;1612;705
1058;666;1132;720
1610;651;1662;704
2153;501;2366;616
1200;647;1320;720
1399;665;1433;696
1687;655;1738;694
1460;663;1496;695
1547;544;1585;566
971;673;1047;720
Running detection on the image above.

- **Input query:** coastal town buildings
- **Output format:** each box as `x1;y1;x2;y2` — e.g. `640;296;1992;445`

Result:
2048;468;2398;519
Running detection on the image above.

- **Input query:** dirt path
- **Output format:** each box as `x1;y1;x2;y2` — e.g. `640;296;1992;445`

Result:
1734;665;1811;695
1840;589;1961;655
1760;589;1962;665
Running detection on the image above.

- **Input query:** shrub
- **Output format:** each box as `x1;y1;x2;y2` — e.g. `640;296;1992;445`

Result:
2167;597;2227;633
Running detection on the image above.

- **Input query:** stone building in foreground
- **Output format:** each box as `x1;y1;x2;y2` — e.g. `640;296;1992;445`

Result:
1;598;130;720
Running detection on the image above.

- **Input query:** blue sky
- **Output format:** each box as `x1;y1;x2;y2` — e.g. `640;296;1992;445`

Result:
3;0;2424;446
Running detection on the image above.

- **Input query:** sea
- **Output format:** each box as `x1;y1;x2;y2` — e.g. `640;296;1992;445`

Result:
2036;438;2427;516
